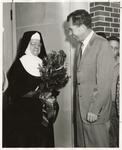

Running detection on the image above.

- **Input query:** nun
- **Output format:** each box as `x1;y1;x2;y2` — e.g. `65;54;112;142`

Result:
3;31;59;147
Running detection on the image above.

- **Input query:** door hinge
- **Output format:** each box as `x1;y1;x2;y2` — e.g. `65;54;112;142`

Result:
10;9;13;21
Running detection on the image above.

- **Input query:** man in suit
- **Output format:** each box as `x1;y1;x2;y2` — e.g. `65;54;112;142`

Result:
66;9;114;147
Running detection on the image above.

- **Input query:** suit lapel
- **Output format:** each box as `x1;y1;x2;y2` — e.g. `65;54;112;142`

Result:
77;33;96;70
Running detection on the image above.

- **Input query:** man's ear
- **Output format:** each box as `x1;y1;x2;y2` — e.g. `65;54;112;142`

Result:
79;24;87;32
81;24;87;31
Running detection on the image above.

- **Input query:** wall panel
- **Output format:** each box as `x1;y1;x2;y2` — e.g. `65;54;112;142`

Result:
15;2;89;147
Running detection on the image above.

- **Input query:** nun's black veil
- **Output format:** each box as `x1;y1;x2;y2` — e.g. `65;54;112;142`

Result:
16;31;47;60
7;31;47;80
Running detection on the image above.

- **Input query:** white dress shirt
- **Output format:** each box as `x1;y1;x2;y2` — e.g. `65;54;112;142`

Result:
82;30;94;54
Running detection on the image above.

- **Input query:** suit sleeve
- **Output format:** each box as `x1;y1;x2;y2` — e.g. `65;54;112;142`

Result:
89;40;114;115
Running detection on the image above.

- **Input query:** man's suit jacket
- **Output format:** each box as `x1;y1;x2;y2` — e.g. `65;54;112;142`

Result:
76;32;114;124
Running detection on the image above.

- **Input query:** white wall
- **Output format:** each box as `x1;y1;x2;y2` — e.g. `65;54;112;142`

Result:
3;2;89;147
3;3;13;73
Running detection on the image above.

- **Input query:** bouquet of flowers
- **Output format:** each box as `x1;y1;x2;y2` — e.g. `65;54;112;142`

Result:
38;50;70;126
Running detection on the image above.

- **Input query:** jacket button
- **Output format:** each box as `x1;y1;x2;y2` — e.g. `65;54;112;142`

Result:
78;83;80;85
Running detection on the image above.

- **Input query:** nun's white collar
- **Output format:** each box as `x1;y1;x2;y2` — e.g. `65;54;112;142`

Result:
20;43;42;77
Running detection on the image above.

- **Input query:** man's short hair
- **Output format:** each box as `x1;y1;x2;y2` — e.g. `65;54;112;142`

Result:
96;32;106;39
67;9;92;28
107;36;120;43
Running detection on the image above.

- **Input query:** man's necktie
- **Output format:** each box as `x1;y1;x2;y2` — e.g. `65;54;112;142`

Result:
79;42;83;60
77;42;83;68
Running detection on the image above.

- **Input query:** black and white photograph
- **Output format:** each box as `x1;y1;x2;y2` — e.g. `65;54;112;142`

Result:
1;0;121;148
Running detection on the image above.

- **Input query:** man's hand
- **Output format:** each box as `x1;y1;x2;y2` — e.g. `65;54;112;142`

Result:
87;112;98;123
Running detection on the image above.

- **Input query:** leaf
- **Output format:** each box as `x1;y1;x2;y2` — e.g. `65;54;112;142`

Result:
38;50;70;92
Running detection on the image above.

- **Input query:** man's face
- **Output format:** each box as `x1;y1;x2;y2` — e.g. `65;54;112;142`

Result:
109;40;119;59
30;39;42;56
68;18;85;42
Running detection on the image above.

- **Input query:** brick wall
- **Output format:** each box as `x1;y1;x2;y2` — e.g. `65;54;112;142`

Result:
90;2;120;38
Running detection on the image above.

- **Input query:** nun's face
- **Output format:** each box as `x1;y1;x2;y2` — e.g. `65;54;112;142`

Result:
30;39;42;56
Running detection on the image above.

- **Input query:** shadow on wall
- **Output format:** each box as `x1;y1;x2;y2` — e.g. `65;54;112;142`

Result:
62;20;78;81
62;19;78;88
63;21;78;49
63;21;78;147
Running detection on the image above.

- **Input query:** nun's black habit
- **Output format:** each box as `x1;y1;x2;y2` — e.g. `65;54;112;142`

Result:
3;31;58;147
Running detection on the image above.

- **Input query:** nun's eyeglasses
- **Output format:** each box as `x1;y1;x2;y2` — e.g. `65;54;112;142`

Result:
30;42;42;47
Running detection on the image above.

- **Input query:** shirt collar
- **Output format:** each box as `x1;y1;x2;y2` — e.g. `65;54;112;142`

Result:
82;30;94;47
